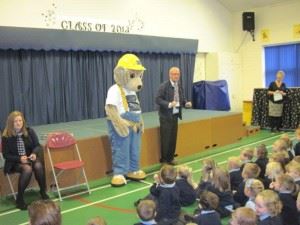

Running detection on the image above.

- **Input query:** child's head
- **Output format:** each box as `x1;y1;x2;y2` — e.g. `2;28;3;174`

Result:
280;134;292;149
272;139;288;153
244;179;264;199
212;168;230;192
159;165;177;184
136;200;156;222
240;148;254;162
255;144;268;159
285;161;300;180
230;207;257;225
273;174;295;192
198;191;219;210
242;163;261;179
228;156;241;170
28;200;61;225
255;190;282;217
270;152;289;169
177;165;192;179
265;161;284;180
86;217;107;225
177;165;196;188
202;158;216;181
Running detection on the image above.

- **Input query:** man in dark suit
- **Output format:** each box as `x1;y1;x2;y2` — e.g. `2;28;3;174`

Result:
155;67;192;165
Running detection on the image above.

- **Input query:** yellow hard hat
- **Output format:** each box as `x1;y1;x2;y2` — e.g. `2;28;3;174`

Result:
116;53;146;71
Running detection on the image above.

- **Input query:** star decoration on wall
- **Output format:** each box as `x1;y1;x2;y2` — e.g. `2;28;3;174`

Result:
41;3;57;27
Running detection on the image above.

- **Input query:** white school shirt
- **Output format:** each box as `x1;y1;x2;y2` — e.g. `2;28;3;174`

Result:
105;84;141;114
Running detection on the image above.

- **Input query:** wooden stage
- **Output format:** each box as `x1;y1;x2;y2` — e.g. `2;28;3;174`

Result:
0;109;245;195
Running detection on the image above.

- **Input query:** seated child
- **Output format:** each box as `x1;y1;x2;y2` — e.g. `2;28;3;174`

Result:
240;148;254;171
244;178;264;211
196;158;217;196
234;163;261;206
281;134;294;160
228;156;243;192
255;144;269;179
207;168;235;218
271;174;299;225
184;191;221;225
176;165;197;206
272;139;289;155
286;161;300;185
255;190;283;225
264;161;284;189
134;200;157;225
230;207;257;225
150;165;181;224
270;152;290;170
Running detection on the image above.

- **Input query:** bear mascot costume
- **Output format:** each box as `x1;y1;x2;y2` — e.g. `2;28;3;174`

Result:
105;53;146;186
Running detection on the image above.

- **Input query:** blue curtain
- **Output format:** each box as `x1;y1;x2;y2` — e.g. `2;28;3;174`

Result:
0;50;195;129
265;44;299;87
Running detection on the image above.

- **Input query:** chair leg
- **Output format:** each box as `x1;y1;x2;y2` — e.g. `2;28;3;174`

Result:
81;168;91;194
51;169;62;201
6;175;16;200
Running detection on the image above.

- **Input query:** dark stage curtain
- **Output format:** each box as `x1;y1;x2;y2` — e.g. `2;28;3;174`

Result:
252;88;300;129
0;50;195;128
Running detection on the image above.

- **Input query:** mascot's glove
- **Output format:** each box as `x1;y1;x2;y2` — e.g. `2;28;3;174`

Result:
105;104;130;137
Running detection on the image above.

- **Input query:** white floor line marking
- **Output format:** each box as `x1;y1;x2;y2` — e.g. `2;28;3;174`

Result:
146;133;284;176
1;133;291;223
1;134;283;217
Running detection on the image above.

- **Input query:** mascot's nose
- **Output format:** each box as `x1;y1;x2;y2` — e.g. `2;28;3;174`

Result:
137;85;142;90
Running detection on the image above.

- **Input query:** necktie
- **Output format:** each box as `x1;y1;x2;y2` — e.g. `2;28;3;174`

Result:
174;82;179;102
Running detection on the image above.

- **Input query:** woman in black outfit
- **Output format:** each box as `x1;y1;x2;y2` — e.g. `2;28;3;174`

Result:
267;70;287;132
2;111;49;210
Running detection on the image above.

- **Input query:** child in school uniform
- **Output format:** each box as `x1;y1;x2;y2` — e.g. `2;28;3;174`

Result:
255;190;283;225
255;144;269;179
206;168;235;218
176;165;197;206
196;158;217;196
228;156;243;192
150;165;181;225
271;174;299;225
134;200;157;225
270;152;290;171
234;163;261;206
281;134;294;160
244;178;265;211
229;207;257;225
240;148;255;171
264;161;284;189
184;191;221;225
285;161;300;186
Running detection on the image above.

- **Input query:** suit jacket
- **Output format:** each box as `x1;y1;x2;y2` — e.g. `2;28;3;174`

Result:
2;127;42;174
155;80;186;120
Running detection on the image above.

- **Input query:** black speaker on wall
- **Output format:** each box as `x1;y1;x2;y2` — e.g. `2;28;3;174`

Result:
242;12;255;31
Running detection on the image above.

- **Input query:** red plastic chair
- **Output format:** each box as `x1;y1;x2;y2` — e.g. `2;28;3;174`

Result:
46;132;90;201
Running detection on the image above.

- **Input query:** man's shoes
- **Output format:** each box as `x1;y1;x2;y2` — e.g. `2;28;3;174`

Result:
16;200;28;210
40;191;50;200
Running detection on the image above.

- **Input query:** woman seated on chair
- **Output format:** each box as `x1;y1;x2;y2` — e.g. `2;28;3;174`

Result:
1;111;49;210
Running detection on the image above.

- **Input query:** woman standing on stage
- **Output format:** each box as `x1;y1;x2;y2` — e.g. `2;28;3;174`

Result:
2;111;49;210
267;70;287;132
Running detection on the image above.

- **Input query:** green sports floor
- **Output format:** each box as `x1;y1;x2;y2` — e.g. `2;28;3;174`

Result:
0;130;292;225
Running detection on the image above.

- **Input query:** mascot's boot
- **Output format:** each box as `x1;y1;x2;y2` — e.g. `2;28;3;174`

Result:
111;175;127;187
126;170;146;181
